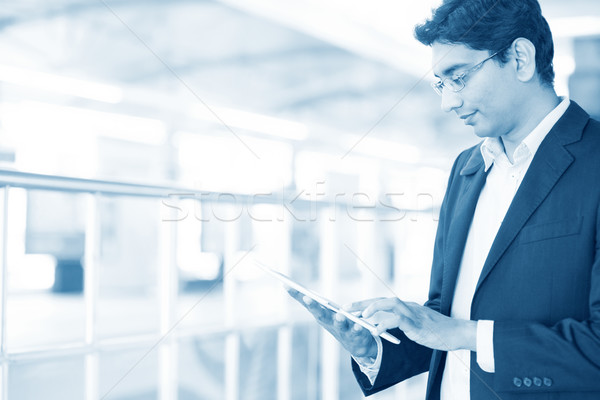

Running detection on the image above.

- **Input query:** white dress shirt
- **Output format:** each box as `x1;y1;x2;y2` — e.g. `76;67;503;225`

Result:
356;97;570;399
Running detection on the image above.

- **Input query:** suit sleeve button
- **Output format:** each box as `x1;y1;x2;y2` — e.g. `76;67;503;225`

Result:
513;377;523;387
523;377;532;387
533;377;542;387
543;377;553;387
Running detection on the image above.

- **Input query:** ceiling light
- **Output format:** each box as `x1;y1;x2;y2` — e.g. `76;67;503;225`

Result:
1;101;167;145
0;64;123;104
190;104;309;141
351;137;421;164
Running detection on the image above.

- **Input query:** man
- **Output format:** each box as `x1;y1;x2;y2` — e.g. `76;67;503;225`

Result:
289;0;600;398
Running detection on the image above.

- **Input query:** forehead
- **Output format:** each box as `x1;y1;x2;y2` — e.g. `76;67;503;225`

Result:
431;42;490;77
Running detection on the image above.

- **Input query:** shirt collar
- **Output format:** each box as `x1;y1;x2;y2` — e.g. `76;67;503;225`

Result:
480;97;570;171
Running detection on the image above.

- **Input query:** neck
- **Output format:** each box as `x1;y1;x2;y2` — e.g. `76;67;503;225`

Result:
501;87;560;163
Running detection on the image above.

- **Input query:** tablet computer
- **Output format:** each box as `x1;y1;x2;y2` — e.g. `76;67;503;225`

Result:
256;261;400;345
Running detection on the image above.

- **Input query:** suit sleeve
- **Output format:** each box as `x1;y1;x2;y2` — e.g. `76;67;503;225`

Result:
491;201;600;393
351;152;466;396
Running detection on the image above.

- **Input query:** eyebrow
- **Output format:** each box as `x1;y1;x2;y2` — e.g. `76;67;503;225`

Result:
434;63;470;79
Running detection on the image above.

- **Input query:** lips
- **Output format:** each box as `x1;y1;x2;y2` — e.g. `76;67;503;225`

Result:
459;112;476;124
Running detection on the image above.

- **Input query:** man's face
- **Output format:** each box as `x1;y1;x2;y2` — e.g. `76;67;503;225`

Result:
431;42;521;139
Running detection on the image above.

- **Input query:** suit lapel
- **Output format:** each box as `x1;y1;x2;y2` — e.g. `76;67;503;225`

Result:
474;102;588;295
441;151;487;315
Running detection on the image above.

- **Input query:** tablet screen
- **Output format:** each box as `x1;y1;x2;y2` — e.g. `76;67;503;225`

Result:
255;261;400;344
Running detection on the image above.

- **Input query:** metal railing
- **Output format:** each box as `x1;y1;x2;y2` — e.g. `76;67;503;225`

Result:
0;169;429;400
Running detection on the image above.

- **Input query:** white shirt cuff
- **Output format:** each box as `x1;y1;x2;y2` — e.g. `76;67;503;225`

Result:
476;320;495;373
352;336;383;385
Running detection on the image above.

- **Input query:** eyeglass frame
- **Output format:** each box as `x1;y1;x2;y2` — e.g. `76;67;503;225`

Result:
431;47;509;96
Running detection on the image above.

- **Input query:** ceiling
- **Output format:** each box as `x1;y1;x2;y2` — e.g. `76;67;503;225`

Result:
0;0;599;170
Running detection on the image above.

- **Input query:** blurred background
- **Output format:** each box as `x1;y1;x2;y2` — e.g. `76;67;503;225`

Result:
0;0;599;399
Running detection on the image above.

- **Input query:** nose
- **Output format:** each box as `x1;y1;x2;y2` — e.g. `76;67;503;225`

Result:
440;88;463;113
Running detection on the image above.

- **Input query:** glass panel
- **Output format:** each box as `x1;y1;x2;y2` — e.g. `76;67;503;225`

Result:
6;293;86;349
99;347;159;400
338;345;364;400
236;205;289;326
5;189;86;348
8;355;85;400
178;336;225;400
290;325;321;400
239;328;278;400
97;196;160;338
176;201;230;330
289;220;320;282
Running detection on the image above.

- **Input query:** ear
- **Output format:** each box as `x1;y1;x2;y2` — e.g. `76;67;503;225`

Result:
511;38;537;82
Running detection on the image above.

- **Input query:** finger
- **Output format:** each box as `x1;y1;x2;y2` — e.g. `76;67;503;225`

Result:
375;317;402;334
350;323;378;357
303;296;332;323
333;312;350;332
303;296;322;314
342;297;388;313
352;322;362;332
363;298;410;318
286;288;303;301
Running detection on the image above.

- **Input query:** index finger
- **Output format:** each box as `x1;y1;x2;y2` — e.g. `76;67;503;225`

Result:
342;297;388;313
363;297;410;318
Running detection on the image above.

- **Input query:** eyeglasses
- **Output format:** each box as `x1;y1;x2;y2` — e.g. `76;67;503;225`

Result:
431;48;505;96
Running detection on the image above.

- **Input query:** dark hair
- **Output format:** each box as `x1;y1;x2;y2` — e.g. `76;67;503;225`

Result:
414;0;555;86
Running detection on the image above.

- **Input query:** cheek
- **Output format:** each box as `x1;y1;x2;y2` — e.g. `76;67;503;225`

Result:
477;68;513;103
462;79;497;111
477;84;512;118
476;83;498;106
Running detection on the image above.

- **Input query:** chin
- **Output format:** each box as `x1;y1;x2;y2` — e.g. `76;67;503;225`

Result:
472;126;498;139
471;127;489;138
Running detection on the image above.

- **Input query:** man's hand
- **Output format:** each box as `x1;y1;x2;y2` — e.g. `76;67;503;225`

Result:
347;297;476;352
286;289;378;360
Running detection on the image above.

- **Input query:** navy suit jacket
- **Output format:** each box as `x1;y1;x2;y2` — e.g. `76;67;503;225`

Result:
353;101;600;399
